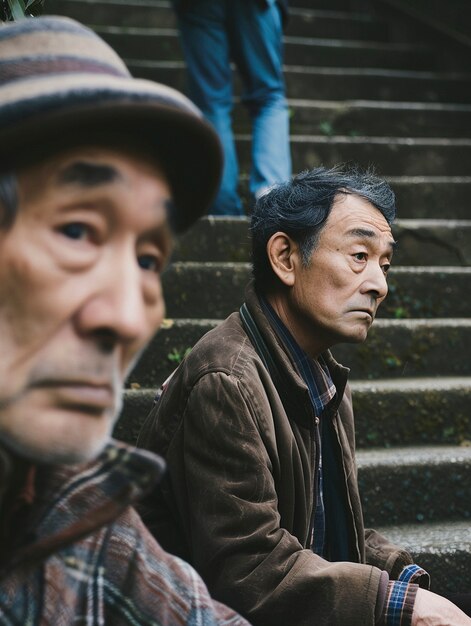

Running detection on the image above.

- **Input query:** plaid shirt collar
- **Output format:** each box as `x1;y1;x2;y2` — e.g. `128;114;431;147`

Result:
260;296;336;416
0;441;165;576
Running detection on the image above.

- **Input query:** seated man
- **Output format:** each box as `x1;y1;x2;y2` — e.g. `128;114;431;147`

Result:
0;15;250;625
138;167;471;626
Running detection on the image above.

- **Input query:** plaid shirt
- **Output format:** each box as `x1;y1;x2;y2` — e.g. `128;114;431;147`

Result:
0;441;250;626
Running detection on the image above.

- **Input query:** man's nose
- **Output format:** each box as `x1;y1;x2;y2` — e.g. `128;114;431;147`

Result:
362;262;389;300
76;253;164;349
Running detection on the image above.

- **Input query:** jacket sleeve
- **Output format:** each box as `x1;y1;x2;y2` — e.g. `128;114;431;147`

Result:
364;527;414;579
158;370;387;626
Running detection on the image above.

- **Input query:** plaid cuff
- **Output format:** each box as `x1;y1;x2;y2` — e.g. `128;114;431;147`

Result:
382;580;419;626
398;564;430;589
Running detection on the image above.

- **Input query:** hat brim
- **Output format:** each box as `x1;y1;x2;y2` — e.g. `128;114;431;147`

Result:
0;92;222;234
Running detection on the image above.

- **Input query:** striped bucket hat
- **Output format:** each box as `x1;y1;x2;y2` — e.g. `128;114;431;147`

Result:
0;15;222;232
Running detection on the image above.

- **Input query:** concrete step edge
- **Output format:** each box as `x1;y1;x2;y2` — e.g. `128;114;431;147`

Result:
126;59;471;81
376;520;471;550
51;0;380;23
282;65;471;80
58;0;171;6
177;215;471;225
95;24;428;53
288;98;471;113
156;317;471;328
179;216;471;227
237;133;471;146
283;35;429;53
167;261;471;274
351;376;471;392
357;445;471;468
288;7;381;22
388;175;471;183
395;219;471;227
124;377;471;395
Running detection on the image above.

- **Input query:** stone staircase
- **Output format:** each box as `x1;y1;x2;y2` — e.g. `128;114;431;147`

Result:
46;0;471;593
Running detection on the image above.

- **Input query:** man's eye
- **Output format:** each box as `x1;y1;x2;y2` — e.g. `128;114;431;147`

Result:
382;263;391;275
353;252;367;261
138;254;161;273
60;223;89;240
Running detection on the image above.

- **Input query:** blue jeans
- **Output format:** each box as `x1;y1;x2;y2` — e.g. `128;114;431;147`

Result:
176;0;292;215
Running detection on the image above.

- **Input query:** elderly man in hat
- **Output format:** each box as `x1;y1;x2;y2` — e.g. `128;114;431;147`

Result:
0;15;250;625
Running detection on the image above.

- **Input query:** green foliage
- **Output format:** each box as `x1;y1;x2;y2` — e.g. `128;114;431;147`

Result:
392;305;408;319
319;120;335;136
167;346;192;364
1;0;44;21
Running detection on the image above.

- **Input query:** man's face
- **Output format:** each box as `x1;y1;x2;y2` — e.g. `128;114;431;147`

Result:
287;193;395;357
0;146;174;464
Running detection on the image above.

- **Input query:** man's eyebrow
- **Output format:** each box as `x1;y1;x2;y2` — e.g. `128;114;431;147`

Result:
346;227;397;249
56;161;122;187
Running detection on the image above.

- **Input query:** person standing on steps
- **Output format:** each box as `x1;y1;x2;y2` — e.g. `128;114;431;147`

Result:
0;15;251;625
138;166;471;626
173;0;292;216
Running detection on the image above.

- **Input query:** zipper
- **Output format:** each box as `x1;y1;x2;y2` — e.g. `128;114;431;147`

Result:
332;415;361;561
307;414;321;549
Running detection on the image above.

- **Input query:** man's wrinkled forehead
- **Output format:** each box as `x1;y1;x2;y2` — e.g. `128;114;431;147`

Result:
18;146;176;225
345;226;397;252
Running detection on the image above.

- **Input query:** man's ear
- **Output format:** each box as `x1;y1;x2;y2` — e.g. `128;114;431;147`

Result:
266;232;299;287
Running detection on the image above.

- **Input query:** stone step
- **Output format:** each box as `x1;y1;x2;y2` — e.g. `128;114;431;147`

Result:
173;217;471;267
46;0;383;23
358;445;471;526
350;377;471;448
117;377;471;449
392;220;471;265
46;0;176;27
47;0;390;42
46;0;471;105
126;319;471;388
160;263;471;319
95;26;433;71
281;99;471;137
128;61;471;104
236;134;471;177
116;388;156;446
377;520;471;593
286;8;389;41
333;320;471;378
391;177;471;220
282;35;431;70
292;0;351;9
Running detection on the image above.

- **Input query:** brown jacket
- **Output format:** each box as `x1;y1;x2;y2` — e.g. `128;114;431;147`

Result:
138;283;413;626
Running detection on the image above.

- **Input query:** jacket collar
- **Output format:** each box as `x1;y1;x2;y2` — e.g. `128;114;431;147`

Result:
245;281;349;426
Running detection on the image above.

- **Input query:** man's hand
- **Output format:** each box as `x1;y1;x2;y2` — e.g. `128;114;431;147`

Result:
412;589;471;625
